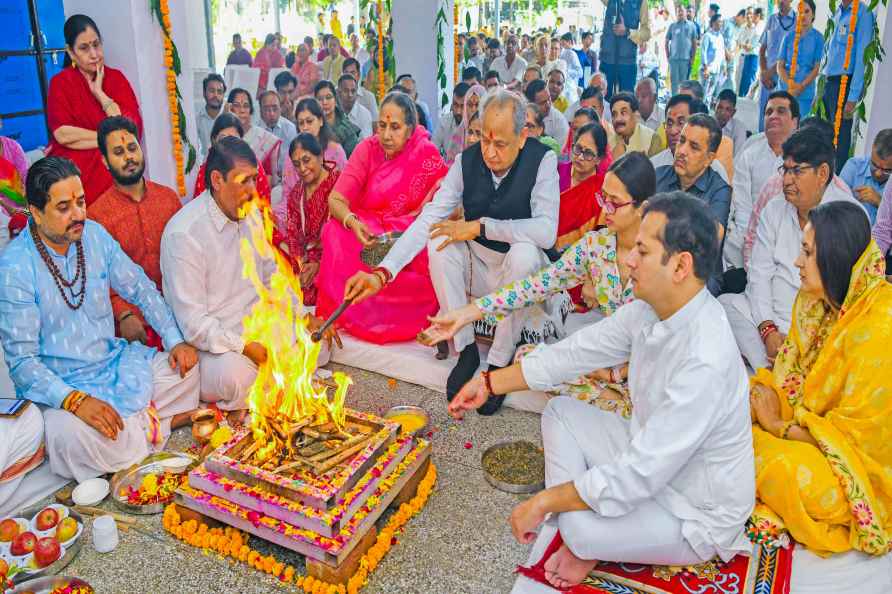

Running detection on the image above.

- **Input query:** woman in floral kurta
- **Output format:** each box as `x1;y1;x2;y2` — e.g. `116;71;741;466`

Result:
423;153;657;417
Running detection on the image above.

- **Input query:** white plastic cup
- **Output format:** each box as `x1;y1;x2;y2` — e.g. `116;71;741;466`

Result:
91;515;118;553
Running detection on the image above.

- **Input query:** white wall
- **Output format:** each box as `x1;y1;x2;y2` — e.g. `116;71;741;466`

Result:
62;0;202;197
860;4;890;155
392;0;455;117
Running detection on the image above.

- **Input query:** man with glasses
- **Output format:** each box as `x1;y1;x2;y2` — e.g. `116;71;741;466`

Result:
718;128;863;370
655;114;730;294
258;91;297;182
839;129;892;225
337;74;373;140
650;95;728;180
524;79;570;149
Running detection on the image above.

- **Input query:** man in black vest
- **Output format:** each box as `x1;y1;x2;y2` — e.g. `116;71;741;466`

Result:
344;90;559;414
599;0;651;99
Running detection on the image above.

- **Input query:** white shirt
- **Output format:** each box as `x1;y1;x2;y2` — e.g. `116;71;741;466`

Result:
651;148;729;183
490;55;528;84
160;192;275;355
196;104;219;160
560;48;584;84
722;117;749;157
356;87;378;121
724;135;783;269
744;181;862;330
521;289;754;562
379;151;560;277
641;105;664;131
347;102;374;139
544;106;570;146
354;47;371;70
263;116;298;181
432;111;462;156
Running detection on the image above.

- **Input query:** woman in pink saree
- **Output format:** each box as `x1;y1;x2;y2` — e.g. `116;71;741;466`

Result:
316;92;448;343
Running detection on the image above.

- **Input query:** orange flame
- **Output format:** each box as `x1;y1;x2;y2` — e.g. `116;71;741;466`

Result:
239;201;351;463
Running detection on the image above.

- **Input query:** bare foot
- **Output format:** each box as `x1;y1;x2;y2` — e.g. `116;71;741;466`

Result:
227;409;249;427
543;544;598;590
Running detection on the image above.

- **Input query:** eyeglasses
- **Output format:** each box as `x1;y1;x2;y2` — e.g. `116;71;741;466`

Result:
597;193;634;214
869;160;892;176
230;102;251;110
778;164;816;178
572;144;599;162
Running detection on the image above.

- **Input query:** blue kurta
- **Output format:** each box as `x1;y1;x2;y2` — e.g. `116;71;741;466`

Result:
778;27;825;117
0;221;184;416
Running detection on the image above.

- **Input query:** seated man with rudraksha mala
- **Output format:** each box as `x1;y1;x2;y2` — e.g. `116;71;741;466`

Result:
0;156;201;482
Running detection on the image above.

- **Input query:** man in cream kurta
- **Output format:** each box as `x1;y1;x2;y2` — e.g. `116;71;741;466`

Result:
450;194;754;591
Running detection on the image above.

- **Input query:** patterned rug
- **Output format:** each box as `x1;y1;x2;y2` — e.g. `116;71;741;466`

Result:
516;532;793;594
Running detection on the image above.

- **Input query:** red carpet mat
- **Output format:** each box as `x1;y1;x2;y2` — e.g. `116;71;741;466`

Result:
517;532;793;594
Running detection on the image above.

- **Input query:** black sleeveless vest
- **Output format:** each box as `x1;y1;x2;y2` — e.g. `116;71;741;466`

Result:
599;0;642;65
460;138;549;253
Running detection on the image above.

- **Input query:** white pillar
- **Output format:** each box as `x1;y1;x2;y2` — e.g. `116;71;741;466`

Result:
860;3;890;155
63;0;203;197
392;0;455;117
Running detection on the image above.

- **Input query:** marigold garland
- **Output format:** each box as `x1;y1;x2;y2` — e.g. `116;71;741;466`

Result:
833;0;860;148
162;462;437;594
787;1;805;83
151;0;197;196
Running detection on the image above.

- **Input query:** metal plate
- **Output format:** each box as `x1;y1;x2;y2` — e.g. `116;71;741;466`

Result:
10;575;93;594
359;232;403;267
481;441;545;495
7;505;84;585
109;451;199;515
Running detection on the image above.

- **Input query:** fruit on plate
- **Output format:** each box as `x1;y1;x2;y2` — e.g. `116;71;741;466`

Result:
55;516;78;542
0;558;7;577
10;530;37;555
35;507;60;531
33;536;62;567
0;518;19;542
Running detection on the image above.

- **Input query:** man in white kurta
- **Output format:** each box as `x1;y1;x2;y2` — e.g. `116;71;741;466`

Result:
161;138;331;421
0;404;44;513
719;129;862;370
723;91;798;270
450;194;754;591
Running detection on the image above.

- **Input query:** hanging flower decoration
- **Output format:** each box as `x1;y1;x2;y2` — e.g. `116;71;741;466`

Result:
150;0;197;197
787;1;805;85
833;0;860;148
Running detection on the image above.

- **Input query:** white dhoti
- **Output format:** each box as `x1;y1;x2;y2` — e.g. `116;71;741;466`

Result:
198;343;330;411
718;293;791;371
0;404;45;510
44;352;200;482
540;397;703;566
427;239;547;367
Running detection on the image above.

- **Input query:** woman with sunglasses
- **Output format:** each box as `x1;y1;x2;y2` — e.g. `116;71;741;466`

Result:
420;153;656;416
554;122;612;252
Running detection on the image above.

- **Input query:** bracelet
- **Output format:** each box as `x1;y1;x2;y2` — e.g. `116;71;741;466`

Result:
481;370;496;397
342;212;358;230
778;420;796;440
63;390;88;414
758;322;778;342
371;266;392;286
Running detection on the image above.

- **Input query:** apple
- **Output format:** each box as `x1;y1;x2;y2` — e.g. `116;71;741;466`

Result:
0;518;19;542
55;517;78;543
10;530;36;556
33;537;61;568
35;507;60;531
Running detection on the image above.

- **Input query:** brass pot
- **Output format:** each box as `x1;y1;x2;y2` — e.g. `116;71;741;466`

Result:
191;409;218;445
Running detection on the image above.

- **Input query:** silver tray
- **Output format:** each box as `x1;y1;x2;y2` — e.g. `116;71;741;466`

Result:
8;504;84;585
109;451;198;515
10;575;93;593
481;441;545;495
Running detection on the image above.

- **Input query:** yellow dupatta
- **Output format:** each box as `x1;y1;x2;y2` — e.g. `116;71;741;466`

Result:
750;242;892;555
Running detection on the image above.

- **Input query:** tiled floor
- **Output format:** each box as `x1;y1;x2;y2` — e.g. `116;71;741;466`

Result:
48;364;543;594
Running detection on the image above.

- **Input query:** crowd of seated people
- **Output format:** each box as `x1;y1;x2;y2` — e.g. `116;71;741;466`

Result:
1;9;890;592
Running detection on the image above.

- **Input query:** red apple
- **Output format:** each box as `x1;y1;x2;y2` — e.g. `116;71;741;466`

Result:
11;530;36;555
0;518;19;542
33;537;61;568
35;507;60;531
55;517;78;543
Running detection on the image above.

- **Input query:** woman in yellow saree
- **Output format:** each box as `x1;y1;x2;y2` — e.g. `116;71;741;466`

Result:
749;201;892;556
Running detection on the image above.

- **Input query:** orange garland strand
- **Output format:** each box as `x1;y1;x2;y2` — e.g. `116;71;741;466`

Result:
377;0;385;102
454;1;460;85
788;1;805;82
159;0;186;197
161;462;437;594
833;0;860;148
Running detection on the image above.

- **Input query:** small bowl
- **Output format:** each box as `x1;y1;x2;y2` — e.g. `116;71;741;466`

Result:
191;409;219;445
72;478;109;507
29;504;69;537
384;406;430;437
